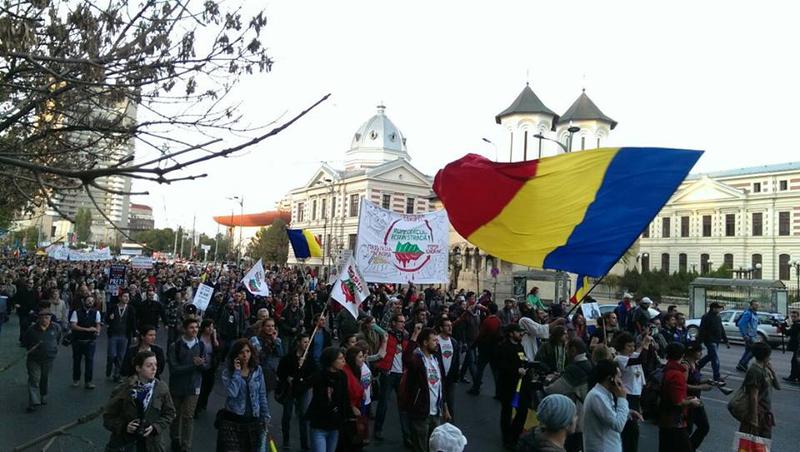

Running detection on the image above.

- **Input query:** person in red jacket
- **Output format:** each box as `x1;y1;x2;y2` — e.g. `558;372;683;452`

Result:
658;342;701;452
468;302;502;396
400;325;451;452
373;313;411;443
341;345;367;451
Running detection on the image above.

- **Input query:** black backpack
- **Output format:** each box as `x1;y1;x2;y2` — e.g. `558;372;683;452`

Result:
641;365;665;421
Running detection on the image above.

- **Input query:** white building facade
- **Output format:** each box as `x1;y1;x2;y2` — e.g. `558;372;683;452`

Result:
639;163;800;286
287;105;434;271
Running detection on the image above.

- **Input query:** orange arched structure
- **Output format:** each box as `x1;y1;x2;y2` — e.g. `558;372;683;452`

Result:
213;210;291;227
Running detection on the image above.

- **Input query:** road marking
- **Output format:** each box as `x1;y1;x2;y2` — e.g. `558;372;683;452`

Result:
701;396;728;404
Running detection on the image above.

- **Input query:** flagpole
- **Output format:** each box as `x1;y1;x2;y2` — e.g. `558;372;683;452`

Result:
565;274;607;317
300;306;328;364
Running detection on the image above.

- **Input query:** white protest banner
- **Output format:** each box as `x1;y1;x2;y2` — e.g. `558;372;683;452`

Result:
241;258;270;296
131;256;154;269
355;198;449;284
330;255;370;320
192;283;214;311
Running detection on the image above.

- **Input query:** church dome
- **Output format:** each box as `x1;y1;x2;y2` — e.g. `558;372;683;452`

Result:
349;104;408;153
345;104;409;169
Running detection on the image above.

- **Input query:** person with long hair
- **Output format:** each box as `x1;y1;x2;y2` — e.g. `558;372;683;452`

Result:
683;342;713;450
277;333;317;450
306;346;349;452
339;346;367;451
217;339;270;451
103;351;176;452
195;318;220;417
250;317;284;396
738;341;781;439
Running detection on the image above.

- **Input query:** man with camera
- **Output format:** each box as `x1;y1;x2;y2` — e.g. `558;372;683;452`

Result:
782;310;800;383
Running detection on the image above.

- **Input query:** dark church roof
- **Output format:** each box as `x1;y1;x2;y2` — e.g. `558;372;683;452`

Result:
495;84;558;126
557;90;617;129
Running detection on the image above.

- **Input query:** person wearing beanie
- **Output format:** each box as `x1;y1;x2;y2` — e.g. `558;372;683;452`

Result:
517;394;577;452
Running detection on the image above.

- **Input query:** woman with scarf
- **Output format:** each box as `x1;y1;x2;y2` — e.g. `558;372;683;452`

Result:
217;339;271;452
338;345;367;451
103;350;176;452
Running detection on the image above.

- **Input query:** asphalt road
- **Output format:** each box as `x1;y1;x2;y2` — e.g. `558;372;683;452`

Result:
1;316;797;451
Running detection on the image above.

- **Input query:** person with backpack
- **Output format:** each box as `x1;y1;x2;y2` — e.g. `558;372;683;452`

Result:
544;339;594;452
732;342;780;439
736;300;760;372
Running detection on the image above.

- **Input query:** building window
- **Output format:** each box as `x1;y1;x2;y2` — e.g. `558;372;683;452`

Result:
406;197;415;214
311;199;317;221
724;253;734;270
661;253;670;273
780;180;788;191
725;214;735;236
641;254;650;272
679;253;688;273
296;202;304;222
779;212;790;236
702;215;712;237
752;254;762;279
381;194;391;210
753;182;761;193
752;212;763;236
681;216;689;237
662;217;671;238
779;254;791;280
349;194;359;217
347;233;357;250
321;198;327;219
700;253;710;274
642;225;650;238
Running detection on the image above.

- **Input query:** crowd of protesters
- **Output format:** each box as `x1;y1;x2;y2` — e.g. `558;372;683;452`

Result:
3;255;799;452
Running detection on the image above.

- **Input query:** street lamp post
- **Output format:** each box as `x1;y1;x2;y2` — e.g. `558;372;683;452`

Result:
227;196;244;263
317;178;336;273
482;138;498;162
533;127;582;156
790;259;800;302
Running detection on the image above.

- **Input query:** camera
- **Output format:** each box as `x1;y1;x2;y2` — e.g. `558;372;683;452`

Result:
134;419;151;437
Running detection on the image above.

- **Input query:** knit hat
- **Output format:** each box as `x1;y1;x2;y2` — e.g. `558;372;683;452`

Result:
429;423;467;452
536;394;576;431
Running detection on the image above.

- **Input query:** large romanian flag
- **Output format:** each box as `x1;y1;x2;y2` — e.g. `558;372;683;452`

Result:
433;148;701;277
286;229;323;259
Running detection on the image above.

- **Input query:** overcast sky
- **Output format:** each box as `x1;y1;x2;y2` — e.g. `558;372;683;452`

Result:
133;0;800;237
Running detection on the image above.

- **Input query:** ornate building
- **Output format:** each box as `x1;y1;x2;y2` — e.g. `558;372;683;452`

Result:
639;162;800;287
286;105;434;275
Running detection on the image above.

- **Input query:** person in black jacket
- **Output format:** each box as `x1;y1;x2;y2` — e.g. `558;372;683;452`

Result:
306;346;349;452
121;325;166;379
168;316;206;452
134;287;166;332
105;292;137;382
277;333;317;450
12;278;38;343
497;323;527;449
22;309;61;412
696;302;730;382
782;310;800;383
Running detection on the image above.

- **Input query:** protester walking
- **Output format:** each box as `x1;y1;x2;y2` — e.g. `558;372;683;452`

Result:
22;308;61;412
277;334;316;450
782;310;800;383
103;350;176;452
106;292;137;383
373;313;411;443
306;346;349;452
736;300;760;371
195;319;220;417
697;301;730;382
657;342;701;452
582;359;639;452
70;295;102;389
517;394;577;452
168;317;206;452
217;338;271;452
122;325;166;380
401;325;451;452
738;342;780;439
436;318;460;419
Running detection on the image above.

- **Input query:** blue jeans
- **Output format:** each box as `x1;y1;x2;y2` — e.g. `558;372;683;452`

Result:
72;340;96;383
374;371;411;440
459;343;477;381
698;342;721;380
106;335;128;378
470;347;498;394
310;428;338;452
738;337;755;368
281;390;310;448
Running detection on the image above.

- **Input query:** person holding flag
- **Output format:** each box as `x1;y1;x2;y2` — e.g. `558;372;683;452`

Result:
497;323;528;449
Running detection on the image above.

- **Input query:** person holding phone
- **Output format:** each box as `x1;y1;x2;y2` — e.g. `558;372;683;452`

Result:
582;359;641;452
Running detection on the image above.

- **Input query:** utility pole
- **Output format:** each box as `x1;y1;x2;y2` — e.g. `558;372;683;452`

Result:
190;214;196;260
213;223;219;262
172;226;179;257
179;228;185;258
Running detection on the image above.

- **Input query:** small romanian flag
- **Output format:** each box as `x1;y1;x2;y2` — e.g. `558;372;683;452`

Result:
433;148;701;277
570;275;591;305
287;229;323;259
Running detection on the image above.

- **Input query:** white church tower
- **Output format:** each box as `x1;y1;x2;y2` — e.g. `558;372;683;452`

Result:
556;89;617;151
495;83;559;161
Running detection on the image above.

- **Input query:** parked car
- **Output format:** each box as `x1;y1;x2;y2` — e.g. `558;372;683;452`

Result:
685;310;786;347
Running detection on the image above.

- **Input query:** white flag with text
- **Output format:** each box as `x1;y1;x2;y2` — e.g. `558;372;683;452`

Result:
330;255;370;320
241;258;270;297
